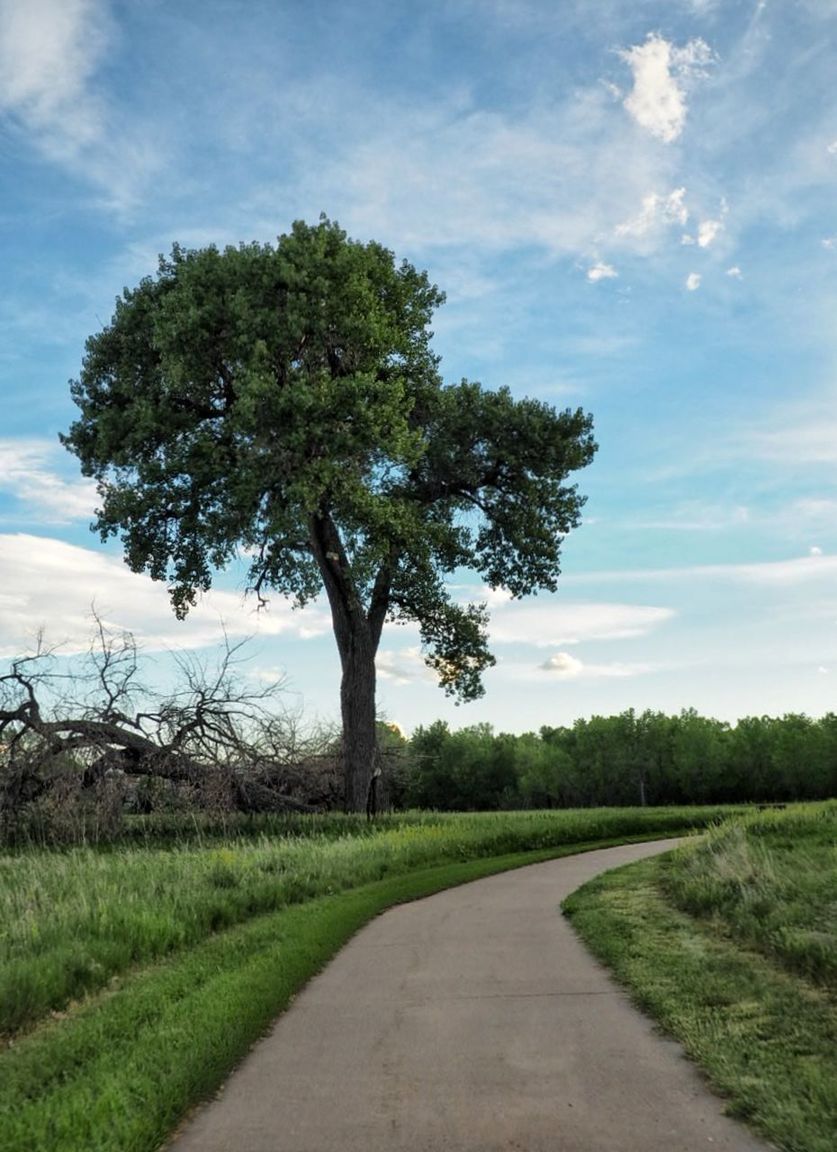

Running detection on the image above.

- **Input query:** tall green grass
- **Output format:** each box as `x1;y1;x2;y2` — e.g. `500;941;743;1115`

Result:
660;802;836;987
0;806;731;1037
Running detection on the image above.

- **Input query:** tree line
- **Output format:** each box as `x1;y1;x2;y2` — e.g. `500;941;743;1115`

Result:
399;709;837;810
4;612;833;845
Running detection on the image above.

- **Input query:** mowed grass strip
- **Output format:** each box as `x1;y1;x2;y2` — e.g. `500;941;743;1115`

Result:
562;801;837;1152
1;834;672;1152
0;805;733;1036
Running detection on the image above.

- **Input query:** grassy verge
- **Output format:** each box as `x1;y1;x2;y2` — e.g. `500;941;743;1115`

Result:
562;801;836;1152
2;832;676;1152
0;805;734;1036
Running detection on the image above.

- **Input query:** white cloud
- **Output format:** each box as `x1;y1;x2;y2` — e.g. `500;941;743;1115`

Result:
0;534;330;657
489;600;674;647
0;0;160;211
587;261;617;282
0;0;108;155
0;439;97;522
254;75;684;267
615;187;688;239
537;651;654;679
726;265;742;278
619;34;713;144
468;584;514;608
697;218;722;247
569;552;837;589
376;601;672;686
249;664;289;686
747;414;837;464
827;140;837;155
690;194;729;251
539;651;583;677
792;499;837;524
823;237;836;251
376;646;436;686
810;546;823;556
626;502;749;533
686;272;701;290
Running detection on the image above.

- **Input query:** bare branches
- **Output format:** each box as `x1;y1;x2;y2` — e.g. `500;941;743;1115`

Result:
86;610;141;724
0;617;325;840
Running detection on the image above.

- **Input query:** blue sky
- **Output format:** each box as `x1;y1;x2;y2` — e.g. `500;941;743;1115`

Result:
1;0;837;735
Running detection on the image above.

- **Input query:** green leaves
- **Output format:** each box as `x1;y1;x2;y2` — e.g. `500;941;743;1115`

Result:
63;217;595;706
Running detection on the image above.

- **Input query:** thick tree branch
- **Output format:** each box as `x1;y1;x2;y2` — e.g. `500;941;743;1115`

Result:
308;511;364;664
367;551;398;651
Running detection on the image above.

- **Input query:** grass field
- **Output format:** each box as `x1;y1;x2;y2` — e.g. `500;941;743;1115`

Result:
0;804;729;1152
563;801;836;1152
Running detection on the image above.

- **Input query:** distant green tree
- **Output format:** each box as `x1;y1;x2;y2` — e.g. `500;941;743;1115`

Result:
726;716;775;801
63;218;596;808
453;725;516;810
669;709;729;803
407;720;456;809
516;733;572;808
813;713;837;799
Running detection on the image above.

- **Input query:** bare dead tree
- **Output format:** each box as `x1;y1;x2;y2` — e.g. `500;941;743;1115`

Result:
0;613;324;839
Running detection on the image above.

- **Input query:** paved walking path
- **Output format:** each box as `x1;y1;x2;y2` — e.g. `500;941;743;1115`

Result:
167;838;770;1152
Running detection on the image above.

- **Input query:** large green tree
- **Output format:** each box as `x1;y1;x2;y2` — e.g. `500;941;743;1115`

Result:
63;218;596;810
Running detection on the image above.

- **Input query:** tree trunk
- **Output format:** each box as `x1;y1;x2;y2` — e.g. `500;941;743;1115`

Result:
340;631;377;812
308;512;391;813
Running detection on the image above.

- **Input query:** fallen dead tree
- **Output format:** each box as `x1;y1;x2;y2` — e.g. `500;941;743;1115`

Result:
0;616;338;842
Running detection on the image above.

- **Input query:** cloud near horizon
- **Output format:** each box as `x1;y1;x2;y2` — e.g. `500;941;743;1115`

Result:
488;600;675;647
539;651;654;679
0;534;330;658
565;551;837;588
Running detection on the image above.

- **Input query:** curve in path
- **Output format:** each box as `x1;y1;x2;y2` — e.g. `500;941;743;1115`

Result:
166;837;769;1152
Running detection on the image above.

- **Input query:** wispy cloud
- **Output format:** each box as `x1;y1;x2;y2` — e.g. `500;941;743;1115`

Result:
0;0;160;211
685;271;701;290
376;646;436;686
0;534;330;657
624;502;750;532
745;412;837;464
538;650;653;679
687;0;722;13
617;186;690;240
0;0;108;153
243;75;682;269
0;439;96;522
488;600;675;647
570;552;837;588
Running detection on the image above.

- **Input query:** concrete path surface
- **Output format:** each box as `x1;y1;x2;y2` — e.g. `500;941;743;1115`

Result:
166;838;770;1152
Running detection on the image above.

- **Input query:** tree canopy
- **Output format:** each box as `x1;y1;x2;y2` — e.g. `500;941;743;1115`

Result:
63;218;596;808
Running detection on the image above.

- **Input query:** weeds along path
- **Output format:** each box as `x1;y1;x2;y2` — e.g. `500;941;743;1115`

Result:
167;838;768;1152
